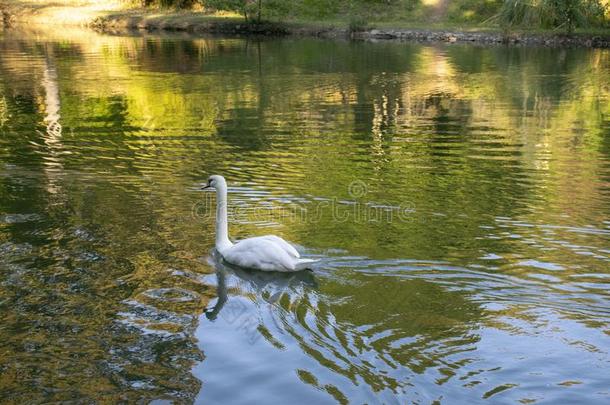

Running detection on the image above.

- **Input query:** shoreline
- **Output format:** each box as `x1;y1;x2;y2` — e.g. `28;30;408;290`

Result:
2;2;609;48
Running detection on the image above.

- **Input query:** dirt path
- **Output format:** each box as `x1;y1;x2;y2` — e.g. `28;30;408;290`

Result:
429;0;450;22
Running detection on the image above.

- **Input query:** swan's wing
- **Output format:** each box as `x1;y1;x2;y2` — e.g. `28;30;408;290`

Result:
259;235;300;259
224;238;295;272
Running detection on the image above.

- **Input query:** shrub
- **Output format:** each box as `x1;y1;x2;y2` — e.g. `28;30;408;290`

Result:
348;14;370;31
495;0;607;32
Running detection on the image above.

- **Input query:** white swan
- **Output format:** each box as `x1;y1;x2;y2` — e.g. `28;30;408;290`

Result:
202;175;317;272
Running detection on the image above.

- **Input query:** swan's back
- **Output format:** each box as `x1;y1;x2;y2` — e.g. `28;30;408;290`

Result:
259;235;300;258
223;236;298;272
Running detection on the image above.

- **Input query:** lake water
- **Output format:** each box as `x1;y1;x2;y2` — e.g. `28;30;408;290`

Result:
0;26;609;403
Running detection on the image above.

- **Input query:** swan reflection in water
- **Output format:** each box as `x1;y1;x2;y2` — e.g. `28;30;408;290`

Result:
203;249;318;321
196;251;488;402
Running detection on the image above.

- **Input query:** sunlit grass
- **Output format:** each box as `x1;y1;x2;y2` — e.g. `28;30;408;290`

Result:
4;0;241;27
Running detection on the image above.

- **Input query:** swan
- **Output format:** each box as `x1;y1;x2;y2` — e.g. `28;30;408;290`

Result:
202;175;317;272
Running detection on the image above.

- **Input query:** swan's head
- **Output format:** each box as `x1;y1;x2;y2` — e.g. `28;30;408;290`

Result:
202;175;226;191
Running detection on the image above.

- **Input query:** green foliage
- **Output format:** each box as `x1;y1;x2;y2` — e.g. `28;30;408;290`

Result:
348;14;370;31
138;0;608;30
262;0;293;19
202;0;421;23
296;0;342;18
495;0;607;32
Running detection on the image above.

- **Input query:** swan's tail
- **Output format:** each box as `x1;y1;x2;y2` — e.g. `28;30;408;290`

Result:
295;258;318;271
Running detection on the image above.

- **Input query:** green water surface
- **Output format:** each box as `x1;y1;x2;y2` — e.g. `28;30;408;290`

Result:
0;27;609;403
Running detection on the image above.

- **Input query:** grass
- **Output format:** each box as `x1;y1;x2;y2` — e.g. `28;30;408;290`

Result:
2;0;240;27
2;0;609;38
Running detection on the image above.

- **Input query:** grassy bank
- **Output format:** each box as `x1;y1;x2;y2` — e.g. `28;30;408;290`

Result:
2;0;609;46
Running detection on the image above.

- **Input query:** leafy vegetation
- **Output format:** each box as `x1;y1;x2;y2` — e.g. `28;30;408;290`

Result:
5;0;608;31
494;0;608;32
184;0;609;31
347;14;369;32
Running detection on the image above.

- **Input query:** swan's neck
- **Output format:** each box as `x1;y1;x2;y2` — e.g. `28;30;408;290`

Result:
214;184;233;254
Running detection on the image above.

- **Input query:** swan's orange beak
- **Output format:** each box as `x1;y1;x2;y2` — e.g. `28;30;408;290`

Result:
201;184;211;190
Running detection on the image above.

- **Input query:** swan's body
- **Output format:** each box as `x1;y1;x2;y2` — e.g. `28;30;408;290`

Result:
203;175;317;272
